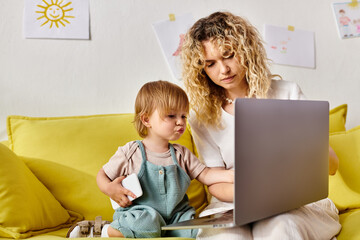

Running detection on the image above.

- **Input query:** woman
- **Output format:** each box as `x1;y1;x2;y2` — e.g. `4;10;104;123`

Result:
181;11;341;239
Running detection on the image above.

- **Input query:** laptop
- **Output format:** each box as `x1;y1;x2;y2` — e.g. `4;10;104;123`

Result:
162;98;329;230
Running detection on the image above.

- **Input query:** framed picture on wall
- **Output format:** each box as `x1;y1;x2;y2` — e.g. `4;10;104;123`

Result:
24;0;90;39
332;1;360;39
264;24;315;69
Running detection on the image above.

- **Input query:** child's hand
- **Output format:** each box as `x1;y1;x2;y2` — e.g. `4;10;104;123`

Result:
108;176;137;208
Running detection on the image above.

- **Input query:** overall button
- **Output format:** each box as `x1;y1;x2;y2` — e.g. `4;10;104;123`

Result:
158;168;166;195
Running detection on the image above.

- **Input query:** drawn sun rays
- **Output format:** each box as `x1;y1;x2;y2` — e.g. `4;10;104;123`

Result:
36;0;75;28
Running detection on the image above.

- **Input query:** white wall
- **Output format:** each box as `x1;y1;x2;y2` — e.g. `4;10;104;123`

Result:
1;0;359;141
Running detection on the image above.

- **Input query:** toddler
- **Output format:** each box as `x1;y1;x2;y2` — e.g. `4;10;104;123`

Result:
69;80;234;238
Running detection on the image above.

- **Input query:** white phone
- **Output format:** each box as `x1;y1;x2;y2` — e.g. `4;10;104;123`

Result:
110;173;143;209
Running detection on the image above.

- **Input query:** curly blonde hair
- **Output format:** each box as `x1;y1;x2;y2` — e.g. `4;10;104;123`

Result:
134;80;189;138
181;12;274;128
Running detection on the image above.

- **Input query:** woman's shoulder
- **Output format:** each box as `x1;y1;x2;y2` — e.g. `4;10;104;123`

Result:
268;80;306;100
188;109;200;124
188;109;207;131
270;79;299;91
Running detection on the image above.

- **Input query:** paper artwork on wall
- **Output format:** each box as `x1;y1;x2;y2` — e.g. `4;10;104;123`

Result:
24;0;90;39
152;13;195;79
332;1;360;39
264;24;315;69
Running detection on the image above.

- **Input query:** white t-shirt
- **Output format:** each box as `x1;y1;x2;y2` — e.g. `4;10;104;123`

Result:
189;80;307;170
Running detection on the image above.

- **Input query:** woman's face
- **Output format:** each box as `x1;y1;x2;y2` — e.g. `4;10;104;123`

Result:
202;40;247;92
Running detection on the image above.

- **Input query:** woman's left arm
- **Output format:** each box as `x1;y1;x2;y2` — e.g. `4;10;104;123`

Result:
329;146;339;175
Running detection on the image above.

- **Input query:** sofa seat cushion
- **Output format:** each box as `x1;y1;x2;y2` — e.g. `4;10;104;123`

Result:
7;114;208;221
0;227;195;240
0;144;79;239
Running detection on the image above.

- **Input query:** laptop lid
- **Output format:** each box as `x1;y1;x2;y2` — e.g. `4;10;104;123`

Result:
162;99;329;230
234;98;329;226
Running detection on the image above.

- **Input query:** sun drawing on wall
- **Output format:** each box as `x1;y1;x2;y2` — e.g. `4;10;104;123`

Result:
36;0;75;28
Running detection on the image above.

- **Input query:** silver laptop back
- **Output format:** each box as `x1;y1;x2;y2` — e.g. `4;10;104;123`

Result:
234;99;329;226
162;99;329;230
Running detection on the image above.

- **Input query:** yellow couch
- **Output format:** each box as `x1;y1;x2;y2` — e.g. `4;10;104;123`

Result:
1;114;207;240
0;104;359;239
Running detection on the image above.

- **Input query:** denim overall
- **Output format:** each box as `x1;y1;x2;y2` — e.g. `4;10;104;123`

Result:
110;140;198;238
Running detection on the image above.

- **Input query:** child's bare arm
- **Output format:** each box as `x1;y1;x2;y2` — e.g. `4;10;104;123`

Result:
208;183;234;202
96;168;136;208
196;167;234;202
196;167;234;186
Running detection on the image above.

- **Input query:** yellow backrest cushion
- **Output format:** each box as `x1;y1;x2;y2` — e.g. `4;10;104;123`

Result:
328;125;360;212
7;114;207;220
7;114;140;176
0;140;9;147
329;104;347;133
0;144;78;238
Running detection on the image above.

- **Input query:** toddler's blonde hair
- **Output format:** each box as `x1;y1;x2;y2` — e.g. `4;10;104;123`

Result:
134;80;189;138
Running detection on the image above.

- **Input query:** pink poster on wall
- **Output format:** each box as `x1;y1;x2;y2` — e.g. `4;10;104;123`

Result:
152;13;194;79
264;24;315;69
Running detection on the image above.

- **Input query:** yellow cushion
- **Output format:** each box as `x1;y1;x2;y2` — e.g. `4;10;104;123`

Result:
329;126;360;212
20;155;113;221
338;209;360;240
7;114;208;220
0;144;76;238
7;114;139;176
329;104;347;133
0;140;9;147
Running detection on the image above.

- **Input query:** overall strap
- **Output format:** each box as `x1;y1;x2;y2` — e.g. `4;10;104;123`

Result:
169;143;179;166
136;140;147;164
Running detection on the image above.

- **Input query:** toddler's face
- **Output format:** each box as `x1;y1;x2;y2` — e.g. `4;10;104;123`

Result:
147;109;187;142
